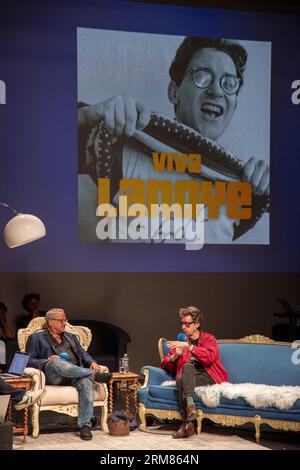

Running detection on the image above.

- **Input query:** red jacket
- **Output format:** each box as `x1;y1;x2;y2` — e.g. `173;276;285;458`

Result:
160;331;229;384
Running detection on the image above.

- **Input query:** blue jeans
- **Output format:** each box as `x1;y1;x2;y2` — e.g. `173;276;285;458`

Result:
44;358;94;428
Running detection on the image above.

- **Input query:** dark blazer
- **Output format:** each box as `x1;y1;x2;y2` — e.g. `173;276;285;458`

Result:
26;330;94;370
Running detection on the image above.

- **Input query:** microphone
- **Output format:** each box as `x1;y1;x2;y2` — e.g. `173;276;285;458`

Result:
177;333;187;342
59;352;70;361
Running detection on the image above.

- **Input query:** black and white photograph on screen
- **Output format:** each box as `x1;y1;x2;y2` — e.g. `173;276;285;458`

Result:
78;28;271;245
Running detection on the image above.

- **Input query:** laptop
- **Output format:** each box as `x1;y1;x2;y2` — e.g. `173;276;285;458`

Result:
0;352;30;378
0;395;10;421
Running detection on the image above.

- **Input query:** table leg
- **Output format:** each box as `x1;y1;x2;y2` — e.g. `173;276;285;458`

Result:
133;380;138;419
8;400;12;422
109;381;113;415
23;407;28;443
125;381;130;415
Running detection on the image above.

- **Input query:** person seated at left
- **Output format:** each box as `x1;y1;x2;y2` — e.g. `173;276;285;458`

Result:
0;376;46;410
25;308;111;441
0;302;16;372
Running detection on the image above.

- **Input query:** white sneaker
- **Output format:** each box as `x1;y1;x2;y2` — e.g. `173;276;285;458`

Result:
14;388;46;410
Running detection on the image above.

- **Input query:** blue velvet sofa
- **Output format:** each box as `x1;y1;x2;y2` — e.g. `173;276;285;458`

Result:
138;335;300;442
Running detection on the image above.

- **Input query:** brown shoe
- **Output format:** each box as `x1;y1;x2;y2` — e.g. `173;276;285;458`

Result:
185;421;195;437
186;404;198;421
172;423;188;439
172;422;195;439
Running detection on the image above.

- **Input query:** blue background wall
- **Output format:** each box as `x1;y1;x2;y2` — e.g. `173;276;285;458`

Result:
0;0;299;272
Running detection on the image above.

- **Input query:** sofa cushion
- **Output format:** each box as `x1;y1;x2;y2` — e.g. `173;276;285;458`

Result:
41;383;106;406
149;385;178;404
219;343;300;386
148;385;300;414
218;395;300;412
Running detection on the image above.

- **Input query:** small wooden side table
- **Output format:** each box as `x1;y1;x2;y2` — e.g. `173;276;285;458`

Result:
108;372;139;418
3;376;32;442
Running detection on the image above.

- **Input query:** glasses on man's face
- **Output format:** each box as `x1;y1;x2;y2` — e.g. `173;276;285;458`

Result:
184;66;241;95
179;321;195;328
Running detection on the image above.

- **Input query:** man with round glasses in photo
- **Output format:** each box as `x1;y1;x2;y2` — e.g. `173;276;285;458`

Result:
78;36;269;243
160;306;228;438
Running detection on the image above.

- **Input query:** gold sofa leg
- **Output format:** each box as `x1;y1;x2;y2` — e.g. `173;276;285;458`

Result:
196;410;203;435
139;404;147;431
254;415;262;443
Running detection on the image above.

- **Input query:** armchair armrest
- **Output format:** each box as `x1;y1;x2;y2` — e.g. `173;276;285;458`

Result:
24;367;46;391
140;366;173;389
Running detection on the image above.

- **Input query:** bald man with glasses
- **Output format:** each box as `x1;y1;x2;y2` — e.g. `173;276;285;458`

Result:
25;308;111;440
160;306;228;438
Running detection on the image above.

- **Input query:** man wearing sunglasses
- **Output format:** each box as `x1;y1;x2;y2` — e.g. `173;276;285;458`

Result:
25;308;111;441
78;36;269;243
160;306;228;438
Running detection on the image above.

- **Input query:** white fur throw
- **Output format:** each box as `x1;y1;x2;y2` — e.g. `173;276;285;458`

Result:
161;381;300;411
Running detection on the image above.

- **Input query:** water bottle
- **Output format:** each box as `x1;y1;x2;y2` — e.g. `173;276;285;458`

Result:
119;357;125;373
123;353;129;373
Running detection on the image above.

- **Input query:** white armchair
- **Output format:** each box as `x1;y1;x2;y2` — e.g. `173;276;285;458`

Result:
18;317;108;438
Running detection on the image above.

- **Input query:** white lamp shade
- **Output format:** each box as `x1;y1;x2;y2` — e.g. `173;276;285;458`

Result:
4;213;46;248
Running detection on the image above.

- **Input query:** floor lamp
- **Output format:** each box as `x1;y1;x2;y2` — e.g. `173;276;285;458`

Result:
1;202;46;248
